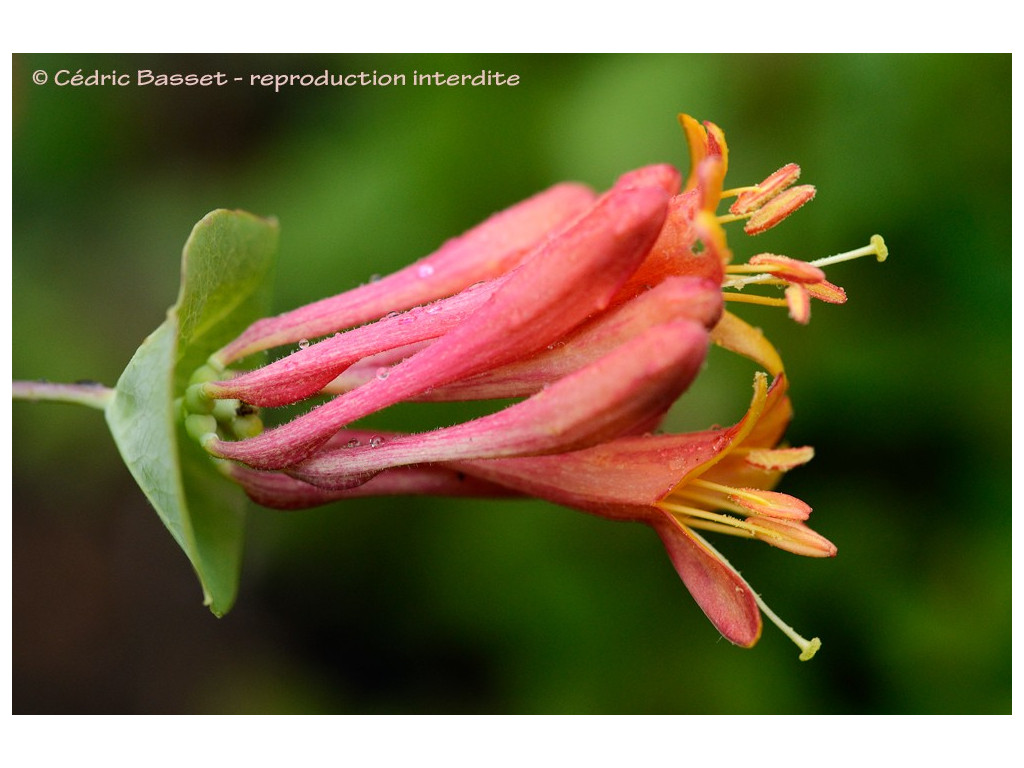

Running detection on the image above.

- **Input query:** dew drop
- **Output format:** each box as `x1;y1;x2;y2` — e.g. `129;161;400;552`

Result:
384;311;401;319
375;367;390;381
345;438;361;448
298;339;310;349
417;264;435;278
369;436;384;448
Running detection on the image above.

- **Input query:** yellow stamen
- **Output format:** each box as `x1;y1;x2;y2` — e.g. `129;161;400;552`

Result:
716;212;748;225
720;185;761;199
682;478;813;523
676;479;792;520
671;487;751;517
785;284;812;324
690;477;746;497
805;281;847;304
744;185;816;235
659;501;792;544
676;517;757;539
690;480;801;514
724;263;778;274
660;501;757;535
721;236;887;290
748;517;837;557
723;293;789;308
729;164;803;216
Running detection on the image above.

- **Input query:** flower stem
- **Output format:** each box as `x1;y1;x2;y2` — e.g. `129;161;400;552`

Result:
12;380;114;411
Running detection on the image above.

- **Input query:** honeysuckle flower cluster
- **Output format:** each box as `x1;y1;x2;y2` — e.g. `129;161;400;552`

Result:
185;114;887;657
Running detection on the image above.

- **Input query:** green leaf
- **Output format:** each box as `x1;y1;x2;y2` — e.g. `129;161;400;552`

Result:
105;210;278;616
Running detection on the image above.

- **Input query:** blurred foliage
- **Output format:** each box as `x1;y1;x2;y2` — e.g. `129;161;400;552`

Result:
12;53;1010;713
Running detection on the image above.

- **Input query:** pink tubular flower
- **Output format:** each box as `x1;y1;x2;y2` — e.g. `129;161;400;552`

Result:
200;180;682;470
188;112;886;655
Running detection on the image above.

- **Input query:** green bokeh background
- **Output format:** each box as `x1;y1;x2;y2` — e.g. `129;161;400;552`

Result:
12;53;1011;713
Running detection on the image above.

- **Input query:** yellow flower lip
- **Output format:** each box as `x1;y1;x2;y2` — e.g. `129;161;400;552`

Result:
679;113;729;191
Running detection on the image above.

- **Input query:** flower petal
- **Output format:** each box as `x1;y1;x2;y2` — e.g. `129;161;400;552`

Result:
679;114;728;193
696;156;726;213
450;427;742;518
209;185;671;469
709;311;785;377
215;181;597;364
613;163;682;196
650;513;762;647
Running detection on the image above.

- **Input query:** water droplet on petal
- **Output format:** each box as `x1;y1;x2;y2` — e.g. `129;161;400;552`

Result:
345;438;361;448
369;436;384;448
298;339;310;349
385;311;401;319
417;264;435;278
375;367;390;380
